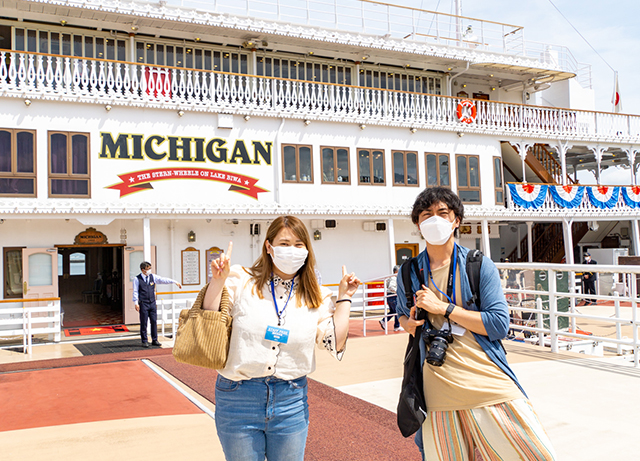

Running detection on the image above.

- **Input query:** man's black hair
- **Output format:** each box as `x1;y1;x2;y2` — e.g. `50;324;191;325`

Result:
410;187;465;225
140;261;151;271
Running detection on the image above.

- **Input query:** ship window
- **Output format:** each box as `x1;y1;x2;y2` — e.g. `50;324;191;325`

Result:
69;252;87;276
392;151;419;187
425;153;450;188
282;144;313;184
48;131;90;198
3;247;25;299
494;156;504;205
0;128;36;197
456;154;481;204
357;148;385;185
321;146;350;185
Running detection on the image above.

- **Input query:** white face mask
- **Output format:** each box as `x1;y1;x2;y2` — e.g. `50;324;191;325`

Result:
143;269;152;276
270;245;309;275
420;215;456;246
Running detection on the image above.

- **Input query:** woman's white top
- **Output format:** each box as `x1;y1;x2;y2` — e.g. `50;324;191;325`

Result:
218;265;344;382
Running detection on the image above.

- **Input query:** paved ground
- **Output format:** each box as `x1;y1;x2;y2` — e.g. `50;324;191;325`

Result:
1;319;640;460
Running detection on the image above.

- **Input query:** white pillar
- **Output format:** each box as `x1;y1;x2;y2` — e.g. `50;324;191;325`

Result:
169;220;175;284
387;218;396;271
632;219;640;257
563;218;576;333
511;142;532;182
589;146;605;185
516;225;522;259
625;148;637;185
481;220;491;259
143;217;151;262
526;221;533;262
552;141;572;186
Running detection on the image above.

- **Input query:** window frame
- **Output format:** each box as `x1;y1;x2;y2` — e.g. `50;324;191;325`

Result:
455;154;482;204
392;150;419;187
320;145;351;185
0;128;37;197
357;147;386;186
281;143;314;184
48;131;91;198
493;156;504;205
425;152;450;188
3;246;25;299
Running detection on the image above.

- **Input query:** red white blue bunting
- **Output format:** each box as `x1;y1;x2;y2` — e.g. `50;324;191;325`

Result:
508;183;548;209
549;185;585;209
622;186;640;208
586;186;620;209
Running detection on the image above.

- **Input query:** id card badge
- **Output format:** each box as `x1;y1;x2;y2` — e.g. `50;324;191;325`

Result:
451;323;467;337
265;326;290;344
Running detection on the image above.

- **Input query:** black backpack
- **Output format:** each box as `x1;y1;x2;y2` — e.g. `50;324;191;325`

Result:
395;248;483;438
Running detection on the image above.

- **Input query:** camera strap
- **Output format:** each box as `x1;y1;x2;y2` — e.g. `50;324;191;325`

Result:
425;244;457;334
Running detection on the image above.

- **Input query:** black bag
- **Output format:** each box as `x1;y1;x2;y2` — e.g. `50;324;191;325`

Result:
396;258;427;437
396;250;485;437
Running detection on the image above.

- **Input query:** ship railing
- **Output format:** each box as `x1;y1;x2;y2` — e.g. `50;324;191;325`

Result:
0;297;62;354
0;49;637;141
498;262;640;366
506;183;640;213
157;0;582;74
324;273;399;337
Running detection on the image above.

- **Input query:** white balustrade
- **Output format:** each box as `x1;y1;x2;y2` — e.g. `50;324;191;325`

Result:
1;50;638;142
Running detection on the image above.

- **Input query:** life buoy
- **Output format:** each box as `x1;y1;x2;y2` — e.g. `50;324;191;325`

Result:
456;99;477;124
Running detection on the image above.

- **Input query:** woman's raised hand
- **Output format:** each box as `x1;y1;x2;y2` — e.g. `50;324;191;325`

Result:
338;265;360;300
211;241;233;280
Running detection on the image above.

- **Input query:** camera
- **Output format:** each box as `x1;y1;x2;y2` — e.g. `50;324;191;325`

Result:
424;327;454;367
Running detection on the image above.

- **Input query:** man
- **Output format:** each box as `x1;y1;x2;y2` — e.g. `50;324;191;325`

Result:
133;261;182;347
582;252;598;305
380;265;401;331
396;187;556;460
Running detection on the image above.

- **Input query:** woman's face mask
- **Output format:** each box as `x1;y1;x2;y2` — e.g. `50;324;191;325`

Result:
419;215;457;246
269;244;309;275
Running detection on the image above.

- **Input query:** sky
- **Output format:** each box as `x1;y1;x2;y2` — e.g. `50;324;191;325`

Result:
396;0;640;116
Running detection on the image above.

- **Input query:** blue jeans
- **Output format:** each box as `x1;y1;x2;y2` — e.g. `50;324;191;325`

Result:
215;374;309;461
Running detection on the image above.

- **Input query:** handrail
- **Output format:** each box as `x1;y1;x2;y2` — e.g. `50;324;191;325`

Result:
0;297;61;304
157;290;200;295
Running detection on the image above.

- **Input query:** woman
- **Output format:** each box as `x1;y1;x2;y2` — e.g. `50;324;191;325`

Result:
203;216;360;461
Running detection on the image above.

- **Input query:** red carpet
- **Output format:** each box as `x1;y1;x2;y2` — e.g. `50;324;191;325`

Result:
63;325;129;336
0;361;202;432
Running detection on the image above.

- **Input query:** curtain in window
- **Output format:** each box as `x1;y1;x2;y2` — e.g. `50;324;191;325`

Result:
72;134;88;175
16;131;34;173
0;131;11;172
50;133;67;174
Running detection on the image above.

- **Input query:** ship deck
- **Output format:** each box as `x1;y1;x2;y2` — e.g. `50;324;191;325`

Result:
0;319;637;460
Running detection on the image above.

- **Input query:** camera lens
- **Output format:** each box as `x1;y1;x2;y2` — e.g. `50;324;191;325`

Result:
426;336;449;367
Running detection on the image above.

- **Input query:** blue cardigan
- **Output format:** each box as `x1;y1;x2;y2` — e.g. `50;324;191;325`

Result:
396;244;526;397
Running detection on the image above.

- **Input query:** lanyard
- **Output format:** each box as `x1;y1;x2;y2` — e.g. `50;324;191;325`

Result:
270;275;295;326
425;244;457;306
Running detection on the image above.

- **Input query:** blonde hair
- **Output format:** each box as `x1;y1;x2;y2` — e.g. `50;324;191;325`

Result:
248;216;323;309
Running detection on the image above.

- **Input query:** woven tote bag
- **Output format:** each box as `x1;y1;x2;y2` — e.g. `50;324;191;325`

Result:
173;284;232;369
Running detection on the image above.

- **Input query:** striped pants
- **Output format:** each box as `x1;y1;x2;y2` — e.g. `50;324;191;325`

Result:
422;399;556;461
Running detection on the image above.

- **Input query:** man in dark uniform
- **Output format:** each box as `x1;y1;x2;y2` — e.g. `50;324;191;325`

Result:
582;252;598;305
133;261;181;347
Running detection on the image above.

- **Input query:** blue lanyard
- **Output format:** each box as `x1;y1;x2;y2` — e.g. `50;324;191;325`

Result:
270;275;295;326
425;244;457;306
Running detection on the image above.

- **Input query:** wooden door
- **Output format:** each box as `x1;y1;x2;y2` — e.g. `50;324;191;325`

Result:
123;246;156;324
22;248;58;307
395;243;419;266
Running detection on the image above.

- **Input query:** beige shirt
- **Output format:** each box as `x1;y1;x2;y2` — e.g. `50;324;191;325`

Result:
423;262;523;412
218;265;342;382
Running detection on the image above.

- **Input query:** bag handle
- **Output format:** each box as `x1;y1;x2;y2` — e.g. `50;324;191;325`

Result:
190;284;231;322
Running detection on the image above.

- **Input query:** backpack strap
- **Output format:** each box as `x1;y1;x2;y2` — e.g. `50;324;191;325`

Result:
401;259;415;309
466;249;483;309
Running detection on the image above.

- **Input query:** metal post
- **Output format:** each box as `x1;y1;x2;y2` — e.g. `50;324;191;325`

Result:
27;309;32;355
614;291;622;355
562;218;576;333
527;221;533;262
536;297;545;349
54;301;61;342
632;272;638;366
549;269;558;353
481;219;491;259
632;219;640;257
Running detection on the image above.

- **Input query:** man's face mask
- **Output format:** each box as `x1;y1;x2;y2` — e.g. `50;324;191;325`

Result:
419;215;456;246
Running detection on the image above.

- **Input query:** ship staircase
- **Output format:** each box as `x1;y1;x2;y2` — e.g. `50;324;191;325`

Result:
501;142;589;263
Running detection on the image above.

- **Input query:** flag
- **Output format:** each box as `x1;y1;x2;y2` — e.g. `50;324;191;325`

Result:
612;71;622;113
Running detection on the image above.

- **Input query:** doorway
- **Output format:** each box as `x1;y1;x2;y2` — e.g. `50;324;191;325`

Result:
395;243;419;265
57;245;124;327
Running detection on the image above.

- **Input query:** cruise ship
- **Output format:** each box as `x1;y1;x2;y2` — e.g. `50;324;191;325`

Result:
1;0;637;329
